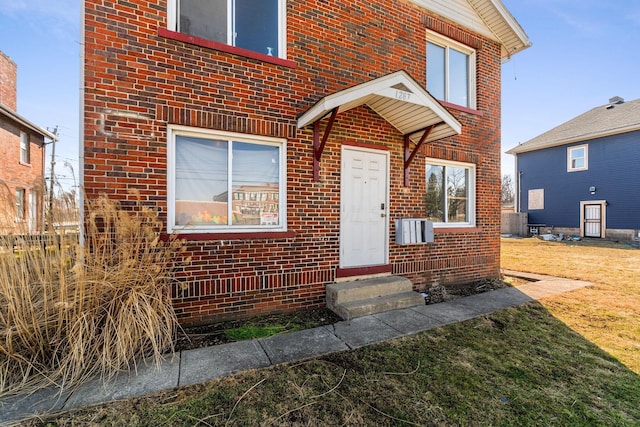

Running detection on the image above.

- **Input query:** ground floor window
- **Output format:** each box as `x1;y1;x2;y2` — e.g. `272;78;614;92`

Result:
167;126;286;233
15;188;25;221
425;158;476;227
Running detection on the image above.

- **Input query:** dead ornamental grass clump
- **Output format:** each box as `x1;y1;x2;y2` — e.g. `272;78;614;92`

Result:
0;194;185;398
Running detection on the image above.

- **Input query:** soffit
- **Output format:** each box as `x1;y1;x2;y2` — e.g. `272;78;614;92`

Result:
410;0;531;59
297;70;462;143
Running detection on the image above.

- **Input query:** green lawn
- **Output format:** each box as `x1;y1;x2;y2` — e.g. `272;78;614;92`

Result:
28;238;640;426
34;307;640;426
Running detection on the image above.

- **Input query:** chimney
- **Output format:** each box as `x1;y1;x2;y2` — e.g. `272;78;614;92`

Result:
0;50;18;110
609;96;624;105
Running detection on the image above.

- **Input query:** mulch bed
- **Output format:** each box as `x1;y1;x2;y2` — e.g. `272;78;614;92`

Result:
173;307;342;352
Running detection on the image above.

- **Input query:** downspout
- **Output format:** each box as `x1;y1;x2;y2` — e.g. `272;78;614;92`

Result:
78;0;85;246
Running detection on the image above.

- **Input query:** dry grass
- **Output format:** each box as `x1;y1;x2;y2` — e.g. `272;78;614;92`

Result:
16;236;640;426
501;237;640;373
0;188;183;398
27;303;640;426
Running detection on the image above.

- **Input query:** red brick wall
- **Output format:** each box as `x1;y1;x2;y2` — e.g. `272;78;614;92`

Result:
0;51;17;110
83;0;502;325
0;51;46;231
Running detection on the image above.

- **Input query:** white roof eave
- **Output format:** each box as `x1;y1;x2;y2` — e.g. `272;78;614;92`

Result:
297;70;462;142
507;124;640;155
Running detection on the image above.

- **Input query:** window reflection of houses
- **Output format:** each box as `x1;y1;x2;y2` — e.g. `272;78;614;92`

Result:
214;183;279;225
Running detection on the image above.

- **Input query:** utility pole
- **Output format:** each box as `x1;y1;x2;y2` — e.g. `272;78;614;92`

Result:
47;126;58;232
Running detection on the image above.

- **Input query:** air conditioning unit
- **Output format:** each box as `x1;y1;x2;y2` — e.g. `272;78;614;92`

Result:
395;218;434;245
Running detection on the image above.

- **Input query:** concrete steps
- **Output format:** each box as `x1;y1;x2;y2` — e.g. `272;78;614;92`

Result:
327;275;424;320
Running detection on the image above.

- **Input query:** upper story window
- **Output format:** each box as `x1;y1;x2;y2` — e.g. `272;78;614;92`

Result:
169;0;286;58
20;131;30;164
425;159;476;227
567;144;588;172
167;125;287;234
426;31;476;109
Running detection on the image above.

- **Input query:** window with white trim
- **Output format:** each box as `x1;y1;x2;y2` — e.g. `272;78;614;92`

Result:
425;159;476;226
15;188;25;221
168;0;286;58
426;31;476;109
567;144;588;171
168;126;286;233
20;131;29;163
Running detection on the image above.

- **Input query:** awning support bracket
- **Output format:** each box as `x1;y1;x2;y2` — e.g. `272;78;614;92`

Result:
404;124;434;187
313;107;338;181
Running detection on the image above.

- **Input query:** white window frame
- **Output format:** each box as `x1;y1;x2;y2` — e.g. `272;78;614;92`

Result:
15;188;26;221
20;131;30;164
167;0;287;59
567;144;588;172
426;30;477;109
167;125;287;234
425;158;476;228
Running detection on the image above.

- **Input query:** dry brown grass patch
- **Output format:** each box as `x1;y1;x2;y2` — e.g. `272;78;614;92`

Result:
0;191;183;398
501;237;640;373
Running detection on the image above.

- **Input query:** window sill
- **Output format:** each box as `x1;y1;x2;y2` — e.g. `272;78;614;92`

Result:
162;230;296;242
434;226;483;234
440;101;483;117
19;161;32;167
158;28;297;69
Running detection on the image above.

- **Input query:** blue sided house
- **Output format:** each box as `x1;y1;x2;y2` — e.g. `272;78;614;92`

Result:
506;97;640;241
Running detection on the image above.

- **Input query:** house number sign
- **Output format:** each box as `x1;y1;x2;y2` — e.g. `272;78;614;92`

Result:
395;90;412;101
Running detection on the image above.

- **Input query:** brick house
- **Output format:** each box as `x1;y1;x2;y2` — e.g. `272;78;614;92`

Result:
0;51;57;234
82;0;530;324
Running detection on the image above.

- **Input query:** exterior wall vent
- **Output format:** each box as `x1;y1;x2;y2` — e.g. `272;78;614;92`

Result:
395;218;434;244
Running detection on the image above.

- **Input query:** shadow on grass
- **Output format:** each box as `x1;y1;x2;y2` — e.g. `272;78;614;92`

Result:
26;299;640;426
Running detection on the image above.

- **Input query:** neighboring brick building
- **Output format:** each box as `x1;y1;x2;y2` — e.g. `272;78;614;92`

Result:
82;0;530;324
0;51;57;233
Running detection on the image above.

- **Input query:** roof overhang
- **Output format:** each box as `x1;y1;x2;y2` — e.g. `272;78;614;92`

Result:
0;102;58;142
297;70;462;143
506;124;640;155
297;70;462;184
468;0;532;60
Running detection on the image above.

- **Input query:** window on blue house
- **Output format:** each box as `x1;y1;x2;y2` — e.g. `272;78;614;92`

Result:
567;144;588;172
170;0;286;58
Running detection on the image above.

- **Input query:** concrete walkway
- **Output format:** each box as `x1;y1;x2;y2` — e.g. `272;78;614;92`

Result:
1;272;592;425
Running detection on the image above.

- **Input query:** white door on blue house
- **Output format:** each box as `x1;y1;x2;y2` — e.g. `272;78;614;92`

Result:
340;146;389;268
582;201;606;238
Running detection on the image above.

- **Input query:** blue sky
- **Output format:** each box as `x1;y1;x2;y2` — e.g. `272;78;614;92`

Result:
501;0;640;174
0;0;80;190
1;0;639;187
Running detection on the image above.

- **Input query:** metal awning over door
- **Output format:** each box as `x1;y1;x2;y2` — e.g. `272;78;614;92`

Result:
296;70;463;185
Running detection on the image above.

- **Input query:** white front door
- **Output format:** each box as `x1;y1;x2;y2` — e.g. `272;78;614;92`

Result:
340;147;389;268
